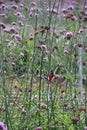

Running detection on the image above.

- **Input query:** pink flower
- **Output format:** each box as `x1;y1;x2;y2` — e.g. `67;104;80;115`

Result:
3;28;10;33
11;4;18;9
35;126;42;130
65;32;73;40
0;22;6;28
40;44;47;50
84;126;87;130
0;122;7;130
21;108;26;115
15;34;22;41
41;104;49;110
29;12;33;18
66;105;71;110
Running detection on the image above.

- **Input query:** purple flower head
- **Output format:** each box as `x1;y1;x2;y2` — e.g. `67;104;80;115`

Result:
20;3;24;8
84;126;87;130
85;6;87;9
18;21;24;26
15;12;22;18
63;49;69;55
52;9;59;14
29;12;33;18
40;44;47;50
3;28;10;33
1;4;8;10
12;22;17;25
68;5;74;10
0;41;2;45
15;34;22;41
0;122;7;130
41;104;49;110
0;13;7;18
0;22;6;29
35;126;42;130
31;2;36;6
19;52;24;58
77;29;83;34
66;105;71;110
21;108;26;115
10;27;16;33
11;4;18;9
65;32;73;40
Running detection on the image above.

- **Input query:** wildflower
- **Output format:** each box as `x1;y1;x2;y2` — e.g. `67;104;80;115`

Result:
0;122;7;130
21;108;26;115
65;32;73;40
11;4;18;9
0;41;2;45
63;49;69;55
19;52;24;58
84;126;87;130
54;120;59;125
10;27;16;33
36;108;40;114
0;13;7;18
64;13;74;19
31;2;36;6
35;126;42;130
78;43;83;47
1;4;8;10
29;12;33;18
78;106;86;112
0;22;6;28
77;29;83;34
40;44;47;50
68;5;73;10
83;17;87;22
66;105;71;110
62;8;68;14
53;9;59;15
15;34;22;41
20;3;24;8
71;15;77;21
71;117;79;124
3;28;10;33
85;48;87;52
52;46;58;52
15;11;22;17
12;22;17;25
41;104;49;110
18;21;24;26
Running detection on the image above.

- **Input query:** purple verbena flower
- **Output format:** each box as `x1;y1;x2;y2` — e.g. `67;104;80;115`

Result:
10;27;16;33
11;4;18;9
35;126;42;130
29;12;33;18
0;13;7;18
19;52;24;58
20;3;24;8
15;34;22;41
0;122;7;130
1;4;8;10
66;105;71;110
31;2;36;6
84;126;87;130
40;44;47;50
3;28;10;33
65;32;73;40
0;22;6;29
0;41;2;45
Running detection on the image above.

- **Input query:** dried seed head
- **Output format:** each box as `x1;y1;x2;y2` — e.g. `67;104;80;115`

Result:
71;117;79;124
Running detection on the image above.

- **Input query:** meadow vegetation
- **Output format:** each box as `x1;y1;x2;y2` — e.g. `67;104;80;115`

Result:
0;0;87;130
